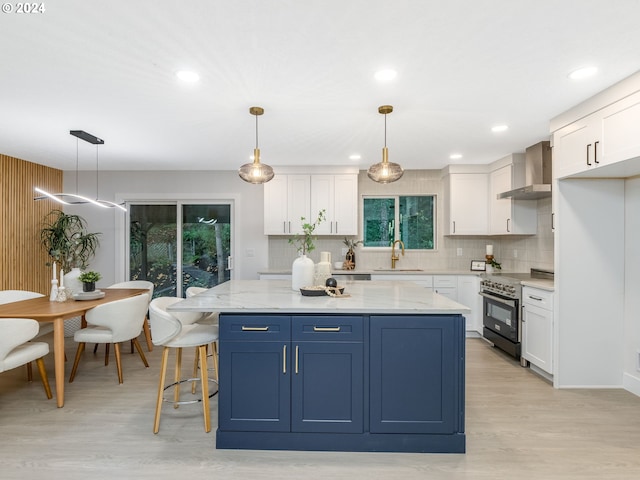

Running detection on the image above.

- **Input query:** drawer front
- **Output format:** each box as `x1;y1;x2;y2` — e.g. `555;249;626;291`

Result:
434;275;457;288
220;314;291;342
522;287;554;310
292;315;363;342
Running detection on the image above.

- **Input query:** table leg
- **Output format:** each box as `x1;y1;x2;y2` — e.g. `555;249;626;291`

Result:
52;317;65;408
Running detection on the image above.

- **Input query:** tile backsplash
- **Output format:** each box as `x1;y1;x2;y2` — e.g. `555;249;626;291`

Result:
268;170;554;273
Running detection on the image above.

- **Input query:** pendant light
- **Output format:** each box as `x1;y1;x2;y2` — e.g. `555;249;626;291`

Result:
34;130;126;211
367;105;404;184
238;106;275;184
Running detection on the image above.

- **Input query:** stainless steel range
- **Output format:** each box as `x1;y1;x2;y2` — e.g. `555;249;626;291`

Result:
479;268;553;362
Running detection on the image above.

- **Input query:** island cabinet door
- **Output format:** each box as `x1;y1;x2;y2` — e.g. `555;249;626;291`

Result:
218;315;291;432
290;316;364;433
369;315;464;434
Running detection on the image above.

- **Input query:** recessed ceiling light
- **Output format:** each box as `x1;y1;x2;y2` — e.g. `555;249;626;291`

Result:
349;154;361;161
491;125;509;133
374;69;397;82
568;66;598;81
176;70;200;82
449;153;463;160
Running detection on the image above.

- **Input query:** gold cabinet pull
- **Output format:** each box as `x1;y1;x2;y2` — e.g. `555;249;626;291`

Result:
241;326;269;331
295;345;299;374
313;326;341;332
283;345;287;374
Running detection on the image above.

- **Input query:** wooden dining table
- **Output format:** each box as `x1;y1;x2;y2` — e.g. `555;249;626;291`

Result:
0;288;148;407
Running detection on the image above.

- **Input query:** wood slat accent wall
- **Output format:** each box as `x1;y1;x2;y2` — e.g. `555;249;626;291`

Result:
1;154;62;294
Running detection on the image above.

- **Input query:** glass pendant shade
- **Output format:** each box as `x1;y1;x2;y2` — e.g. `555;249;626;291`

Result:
367;147;404;183
239;106;275;184
367;105;403;184
238;148;275;184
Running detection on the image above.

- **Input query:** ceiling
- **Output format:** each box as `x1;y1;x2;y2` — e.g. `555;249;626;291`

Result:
3;0;640;174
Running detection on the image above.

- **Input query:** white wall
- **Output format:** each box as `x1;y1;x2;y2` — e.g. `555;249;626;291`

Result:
63;170;269;285
624;176;640;395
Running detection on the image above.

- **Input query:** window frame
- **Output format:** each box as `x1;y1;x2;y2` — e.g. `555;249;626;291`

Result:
361;194;437;251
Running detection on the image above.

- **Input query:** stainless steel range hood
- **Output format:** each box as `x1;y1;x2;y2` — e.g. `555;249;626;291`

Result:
498;141;552;200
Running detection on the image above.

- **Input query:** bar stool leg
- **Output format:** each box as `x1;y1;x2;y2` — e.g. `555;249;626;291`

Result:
174;348;182;408
199;344;211;433
154;347;170;433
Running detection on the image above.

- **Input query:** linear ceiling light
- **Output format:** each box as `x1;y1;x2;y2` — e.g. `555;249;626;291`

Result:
34;130;126;211
238;106;275;184
367;105;404;184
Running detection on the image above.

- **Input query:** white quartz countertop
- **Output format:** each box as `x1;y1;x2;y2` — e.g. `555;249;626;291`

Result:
259;269;482;276
521;279;555;291
169;280;471;315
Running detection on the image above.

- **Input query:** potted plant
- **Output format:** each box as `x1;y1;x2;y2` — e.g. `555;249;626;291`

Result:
40;209;101;295
40;210;101;271
78;271;102;292
343;237;363;270
288;210;325;290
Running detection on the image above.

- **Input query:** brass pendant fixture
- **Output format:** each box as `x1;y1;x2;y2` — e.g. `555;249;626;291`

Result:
367;105;404;184
238;106;275;184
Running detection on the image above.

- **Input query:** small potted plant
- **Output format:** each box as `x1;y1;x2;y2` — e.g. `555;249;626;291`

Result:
78;271;102;292
343;237;363;270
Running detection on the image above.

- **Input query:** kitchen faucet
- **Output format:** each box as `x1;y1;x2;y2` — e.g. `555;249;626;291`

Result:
391;239;405;269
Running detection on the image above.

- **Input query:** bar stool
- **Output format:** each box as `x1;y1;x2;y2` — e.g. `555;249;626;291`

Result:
148;297;219;433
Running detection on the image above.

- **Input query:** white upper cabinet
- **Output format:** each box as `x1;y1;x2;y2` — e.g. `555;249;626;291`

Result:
442;169;489;235
264;174;311;235
311;175;358;236
553;89;640;179
264;173;358;236
489;157;537;235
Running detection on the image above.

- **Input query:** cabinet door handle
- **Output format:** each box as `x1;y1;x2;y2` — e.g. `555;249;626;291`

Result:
295;345;299;374
452;221;456;233
586;143;592;166
313;326;341;332
288;221;291;233
335;221;338;233
528;295;543;301
506;218;511;233
551;212;555;231
594;140;599;164
283;345;287;374
283;221;286;234
241;326;269;331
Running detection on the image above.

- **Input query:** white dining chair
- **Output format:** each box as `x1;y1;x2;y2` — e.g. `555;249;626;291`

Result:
107;281;155;351
185;287;219;326
0;318;52;399
69;294;150;384
148;297;219;433
0;290;54;381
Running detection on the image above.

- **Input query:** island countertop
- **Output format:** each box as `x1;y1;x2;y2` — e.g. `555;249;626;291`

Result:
169;279;471;315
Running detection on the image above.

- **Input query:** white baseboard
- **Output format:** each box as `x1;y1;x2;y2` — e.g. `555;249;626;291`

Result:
623;372;640;397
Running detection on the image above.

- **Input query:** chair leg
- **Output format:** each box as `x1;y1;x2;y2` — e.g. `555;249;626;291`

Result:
199;344;211;433
132;337;149;367
35;357;53;399
192;347;199;395
212;341;219;382
143;317;153;352
69;342;86;383
26;362;33;382
114;343;124;384
93;343;99;354
154;347;170;434
174;348;182;408
104;343;110;366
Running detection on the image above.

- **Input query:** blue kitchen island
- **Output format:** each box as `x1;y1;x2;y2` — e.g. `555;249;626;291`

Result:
170;279;469;453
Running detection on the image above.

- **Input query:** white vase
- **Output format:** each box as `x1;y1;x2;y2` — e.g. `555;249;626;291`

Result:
292;254;315;291
64;267;84;294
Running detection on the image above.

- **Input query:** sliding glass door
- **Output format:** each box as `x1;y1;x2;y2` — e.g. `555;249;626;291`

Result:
128;202;232;297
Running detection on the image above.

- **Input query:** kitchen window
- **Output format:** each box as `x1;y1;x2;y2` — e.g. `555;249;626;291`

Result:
362;195;435;249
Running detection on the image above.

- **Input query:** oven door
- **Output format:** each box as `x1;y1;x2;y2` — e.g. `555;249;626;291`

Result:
480;292;519;343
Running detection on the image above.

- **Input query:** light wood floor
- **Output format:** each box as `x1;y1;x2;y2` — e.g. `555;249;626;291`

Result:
1;336;640;479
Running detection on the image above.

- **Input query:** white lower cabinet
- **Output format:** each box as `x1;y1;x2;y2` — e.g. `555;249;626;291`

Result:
522;286;554;375
456;276;481;333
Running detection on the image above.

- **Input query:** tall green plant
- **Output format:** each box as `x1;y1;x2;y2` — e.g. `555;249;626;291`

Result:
40;209;101;270
288;210;326;255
